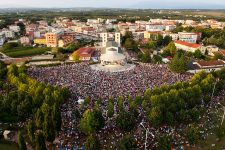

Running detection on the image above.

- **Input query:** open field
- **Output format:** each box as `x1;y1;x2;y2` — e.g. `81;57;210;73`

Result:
1;47;51;58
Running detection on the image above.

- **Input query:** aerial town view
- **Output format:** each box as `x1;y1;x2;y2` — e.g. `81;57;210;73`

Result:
0;0;225;150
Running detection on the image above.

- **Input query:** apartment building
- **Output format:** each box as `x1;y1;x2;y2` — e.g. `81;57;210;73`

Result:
0;32;6;46
45;31;63;47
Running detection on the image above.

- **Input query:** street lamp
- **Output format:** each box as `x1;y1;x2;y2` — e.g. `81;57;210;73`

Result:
140;122;154;150
218;103;225;125
211;78;220;100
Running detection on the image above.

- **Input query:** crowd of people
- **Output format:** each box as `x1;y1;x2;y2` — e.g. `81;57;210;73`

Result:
26;63;225;149
27;63;191;100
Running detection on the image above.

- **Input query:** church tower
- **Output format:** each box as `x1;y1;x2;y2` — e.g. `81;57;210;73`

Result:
115;32;121;47
101;32;108;47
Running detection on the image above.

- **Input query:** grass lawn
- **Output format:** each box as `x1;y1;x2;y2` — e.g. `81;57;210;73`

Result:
2;47;51;58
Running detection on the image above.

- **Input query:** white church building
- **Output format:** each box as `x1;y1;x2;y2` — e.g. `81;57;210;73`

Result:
100;32;126;65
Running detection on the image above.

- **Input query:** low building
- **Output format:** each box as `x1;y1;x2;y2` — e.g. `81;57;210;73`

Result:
175;40;205;53
34;38;46;45
9;25;20;32
144;31;162;40
70;47;96;61
2;30;15;39
20;36;31;45
178;32;201;43
205;45;219;56
189;60;225;73
58;34;74;47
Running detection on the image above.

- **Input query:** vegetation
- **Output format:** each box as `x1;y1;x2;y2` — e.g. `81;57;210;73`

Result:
85;134;100;150
169;53;188;73
1;45;51;58
117;135;137;150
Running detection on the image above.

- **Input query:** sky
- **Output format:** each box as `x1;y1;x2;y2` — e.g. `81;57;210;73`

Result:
0;0;225;9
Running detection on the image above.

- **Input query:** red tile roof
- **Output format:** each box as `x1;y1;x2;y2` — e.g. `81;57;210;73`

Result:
175;40;201;48
197;60;225;67
76;47;96;57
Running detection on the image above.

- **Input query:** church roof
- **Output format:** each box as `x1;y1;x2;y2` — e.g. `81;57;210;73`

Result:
106;41;119;47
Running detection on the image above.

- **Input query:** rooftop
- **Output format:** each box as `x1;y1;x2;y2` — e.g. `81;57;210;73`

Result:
175;40;201;48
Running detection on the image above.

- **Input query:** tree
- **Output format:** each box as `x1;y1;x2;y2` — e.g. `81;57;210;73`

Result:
18;131;27;150
80;109;105;135
0;60;7;79
158;135;172;150
52;104;62;132
146;41;157;49
117;135;137;150
215;123;225;140
35;108;44;129
118;96;124;112
162;42;177;56
71;50;80;61
43;114;55;142
148;106;163;127
51;47;59;54
186;124;200;145
85;134;100;150
193;49;205;59
27;122;36;143
107;97;114;118
162;36;172;46
35;131;47;150
169;53;188;73
213;53;224;60
116;111;135;131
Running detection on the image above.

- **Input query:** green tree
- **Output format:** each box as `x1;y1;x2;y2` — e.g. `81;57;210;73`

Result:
193;49;205;59
43;114;55;142
27;122;36;143
18;131;27;150
148;106;163;127
0;60;7;79
107;97;114;118
52;104;62;132
35;108;44;129
215;123;225;140
80;109;105;135
186;124;200;145
35;131;47;150
116;111;135;131
85;134;100;150
158;135;172;150
162;42;177;56
117;135;137;150
169;53;188;73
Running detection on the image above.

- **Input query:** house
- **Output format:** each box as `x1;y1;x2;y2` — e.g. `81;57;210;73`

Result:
58;34;74;47
34;38;46;45
9;25;20;32
2;30;15;39
20;36;31;45
175;40;205;53
189;60;225;73
165;25;176;31
144;31;162;40
205;45;219;56
69;47;96;61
